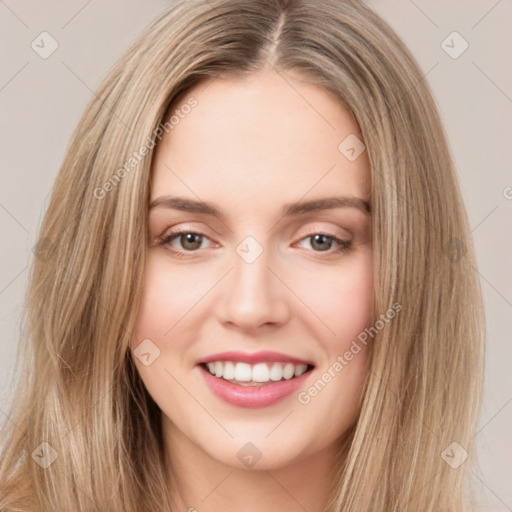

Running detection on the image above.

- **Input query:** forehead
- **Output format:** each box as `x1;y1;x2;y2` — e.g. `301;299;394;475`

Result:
150;69;370;213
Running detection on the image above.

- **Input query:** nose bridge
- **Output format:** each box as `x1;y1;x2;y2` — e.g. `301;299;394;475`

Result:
216;235;289;329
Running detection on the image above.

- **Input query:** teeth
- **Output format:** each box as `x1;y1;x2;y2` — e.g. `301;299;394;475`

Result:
223;361;235;380
234;362;252;382
203;361;310;383
295;364;308;377
282;363;295;379
269;363;283;381
252;363;270;382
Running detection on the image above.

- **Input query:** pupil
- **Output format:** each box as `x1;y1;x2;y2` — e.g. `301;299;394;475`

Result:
182;233;202;250
312;234;331;251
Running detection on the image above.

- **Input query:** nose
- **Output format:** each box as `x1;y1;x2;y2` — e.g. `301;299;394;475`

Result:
214;244;291;332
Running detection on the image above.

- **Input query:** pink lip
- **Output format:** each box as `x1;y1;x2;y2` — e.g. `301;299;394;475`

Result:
198;365;312;408
196;350;314;366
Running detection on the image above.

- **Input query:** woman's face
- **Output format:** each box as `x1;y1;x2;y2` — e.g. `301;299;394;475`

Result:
132;68;373;471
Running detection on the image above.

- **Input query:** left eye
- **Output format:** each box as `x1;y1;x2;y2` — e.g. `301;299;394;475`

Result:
296;233;351;253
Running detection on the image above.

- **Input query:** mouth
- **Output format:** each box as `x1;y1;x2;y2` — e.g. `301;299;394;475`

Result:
199;361;314;386
195;351;316;408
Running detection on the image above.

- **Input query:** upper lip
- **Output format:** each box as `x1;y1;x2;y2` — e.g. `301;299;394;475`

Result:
196;350;315;367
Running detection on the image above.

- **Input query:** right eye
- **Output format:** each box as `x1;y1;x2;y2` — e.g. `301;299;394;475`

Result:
159;229;216;257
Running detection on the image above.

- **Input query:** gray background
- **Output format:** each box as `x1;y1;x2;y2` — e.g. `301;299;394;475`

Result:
1;1;511;509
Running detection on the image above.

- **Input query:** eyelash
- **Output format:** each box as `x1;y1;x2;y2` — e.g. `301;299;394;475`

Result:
158;229;352;259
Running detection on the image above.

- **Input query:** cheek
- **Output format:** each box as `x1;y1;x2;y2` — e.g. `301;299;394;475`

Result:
334;264;373;341
285;253;373;454
132;255;208;345
130;259;193;401
130;256;202;409
300;251;373;347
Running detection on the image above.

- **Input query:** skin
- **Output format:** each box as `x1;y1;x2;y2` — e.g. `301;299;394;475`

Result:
132;66;373;512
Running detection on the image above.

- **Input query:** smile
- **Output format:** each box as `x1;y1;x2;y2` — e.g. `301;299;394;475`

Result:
196;351;315;408
202;361;311;385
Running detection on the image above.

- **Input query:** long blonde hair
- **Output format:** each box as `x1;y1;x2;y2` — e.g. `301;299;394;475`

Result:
0;0;485;510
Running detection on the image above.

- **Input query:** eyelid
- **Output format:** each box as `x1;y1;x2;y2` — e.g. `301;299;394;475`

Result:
159;222;351;244
160;223;216;239
159;225;218;247
295;223;352;241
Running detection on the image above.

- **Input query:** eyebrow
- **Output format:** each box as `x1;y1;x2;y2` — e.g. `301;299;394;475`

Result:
149;195;370;219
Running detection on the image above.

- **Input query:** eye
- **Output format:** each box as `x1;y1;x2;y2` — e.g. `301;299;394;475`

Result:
296;233;352;254
159;230;214;257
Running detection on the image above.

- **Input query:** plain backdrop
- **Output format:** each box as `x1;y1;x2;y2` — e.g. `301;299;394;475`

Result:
1;1;511;510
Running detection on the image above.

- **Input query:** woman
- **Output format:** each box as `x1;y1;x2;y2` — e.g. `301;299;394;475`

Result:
0;0;485;510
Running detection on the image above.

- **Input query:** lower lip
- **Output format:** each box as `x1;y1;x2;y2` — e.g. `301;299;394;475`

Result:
198;365;312;408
